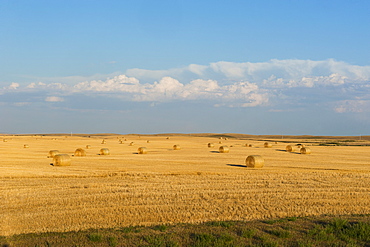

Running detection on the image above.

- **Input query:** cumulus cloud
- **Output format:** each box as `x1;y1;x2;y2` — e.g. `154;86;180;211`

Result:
1;59;369;111
334;100;370;113
5;82;20;89
45;96;64;102
71;75;266;106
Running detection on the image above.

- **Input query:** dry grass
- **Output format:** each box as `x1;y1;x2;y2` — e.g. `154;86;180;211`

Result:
1;134;370;236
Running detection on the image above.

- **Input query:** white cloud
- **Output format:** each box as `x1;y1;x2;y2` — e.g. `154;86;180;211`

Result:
6;82;20;89
1;59;369;111
45;96;64;102
334;100;370;113
74;75;141;93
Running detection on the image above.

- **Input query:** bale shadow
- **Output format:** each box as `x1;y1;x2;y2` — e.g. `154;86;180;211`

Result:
50;163;54;166
210;151;220;153
227;164;246;168
275;149;287;152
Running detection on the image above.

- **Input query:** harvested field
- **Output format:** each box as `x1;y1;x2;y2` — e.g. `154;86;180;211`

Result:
1;134;370;236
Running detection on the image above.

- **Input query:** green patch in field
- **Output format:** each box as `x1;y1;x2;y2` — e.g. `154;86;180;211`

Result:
206;221;235;228
153;224;169;232
262;219;284;225
236;228;256;238
190;233;216;246
87;233;103;242
267;229;291;238
108;236;118;247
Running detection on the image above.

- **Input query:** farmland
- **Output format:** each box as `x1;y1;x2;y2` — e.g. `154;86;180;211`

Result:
1;134;370;237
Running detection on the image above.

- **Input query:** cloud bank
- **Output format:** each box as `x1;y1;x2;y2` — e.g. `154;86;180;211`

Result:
1;59;370;112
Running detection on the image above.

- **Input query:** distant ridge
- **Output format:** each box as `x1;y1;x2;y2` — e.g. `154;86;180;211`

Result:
3;133;369;141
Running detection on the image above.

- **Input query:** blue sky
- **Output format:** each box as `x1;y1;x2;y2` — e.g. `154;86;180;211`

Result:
1;0;370;135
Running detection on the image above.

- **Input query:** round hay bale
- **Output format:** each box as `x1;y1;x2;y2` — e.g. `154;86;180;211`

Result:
86;145;91;149
100;148;110;155
24;144;29;148
166;137;170;140
208;143;214;148
219;146;229;153
48;150;59;158
275;142;278;144
138;147;147;154
173;145;181;150
119;140;124;144
147;140;150;143
3;139;8;142
129;142;134;146
74;148;86;157
53;154;71;166
246;155;264;168
300;147;311;154
264;142;272;148
248;144;254;147
219;141;222;144
101;140;106;144
286;145;295;152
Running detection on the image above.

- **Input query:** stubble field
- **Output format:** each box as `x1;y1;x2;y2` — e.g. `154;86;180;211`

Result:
1;134;370;236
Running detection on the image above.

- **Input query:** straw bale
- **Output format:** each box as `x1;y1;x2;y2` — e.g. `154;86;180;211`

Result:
100;148;110;155
219;146;229;153
48;150;59;158
208;143;214;148
147;140;150;143
248;144;254;147
129;142;134;146
264;142;272;148
300;147;311;154
74;148;86;157
3;139;7;142
286;145;295;152
24;144;29;148
53;154;71;166
173;145;181;150
138;147;147;154
86;145;91;149
101;140;106;144
246;155;264;168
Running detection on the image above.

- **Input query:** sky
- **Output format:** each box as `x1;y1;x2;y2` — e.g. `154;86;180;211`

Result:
1;0;370;135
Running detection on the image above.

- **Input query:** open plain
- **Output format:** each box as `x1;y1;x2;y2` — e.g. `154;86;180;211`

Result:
1;134;370;236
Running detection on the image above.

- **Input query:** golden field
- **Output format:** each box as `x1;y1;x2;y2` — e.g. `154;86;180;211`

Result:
1;134;370;236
